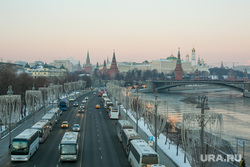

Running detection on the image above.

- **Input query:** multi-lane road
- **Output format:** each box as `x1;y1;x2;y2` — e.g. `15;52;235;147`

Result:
2;91;130;167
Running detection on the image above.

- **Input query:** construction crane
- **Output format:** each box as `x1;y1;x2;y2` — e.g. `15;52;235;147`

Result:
224;62;239;70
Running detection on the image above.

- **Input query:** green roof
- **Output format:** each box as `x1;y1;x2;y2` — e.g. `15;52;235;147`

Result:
24;63;30;68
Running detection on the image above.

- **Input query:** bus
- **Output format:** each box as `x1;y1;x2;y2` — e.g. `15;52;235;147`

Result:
128;139;160;167
117;120;133;142
58;100;69;111
103;98;110;109
31;121;50;143
121;129;141;155
102;93;108;101
59;132;79;161
11;129;39;161
109;106;119;119
146;165;166;167
42;113;56;131
106;102;113;113
49;108;62;123
68;95;76;102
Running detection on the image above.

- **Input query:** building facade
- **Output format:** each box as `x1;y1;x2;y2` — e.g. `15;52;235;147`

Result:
25;62;67;78
52;60;73;72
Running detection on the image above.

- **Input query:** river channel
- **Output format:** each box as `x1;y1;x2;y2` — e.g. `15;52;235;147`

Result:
143;86;250;165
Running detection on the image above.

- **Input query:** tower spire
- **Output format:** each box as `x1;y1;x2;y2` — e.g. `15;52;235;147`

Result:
175;47;183;80
112;49;116;62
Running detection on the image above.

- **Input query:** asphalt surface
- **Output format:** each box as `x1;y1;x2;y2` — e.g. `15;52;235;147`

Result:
0;91;130;167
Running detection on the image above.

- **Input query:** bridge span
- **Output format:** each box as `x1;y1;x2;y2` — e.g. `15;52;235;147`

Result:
145;80;250;97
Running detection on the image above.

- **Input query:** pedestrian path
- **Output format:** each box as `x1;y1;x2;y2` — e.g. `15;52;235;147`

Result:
119;105;239;167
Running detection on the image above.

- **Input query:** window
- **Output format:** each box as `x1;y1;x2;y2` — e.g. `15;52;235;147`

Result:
130;144;140;163
142;155;158;164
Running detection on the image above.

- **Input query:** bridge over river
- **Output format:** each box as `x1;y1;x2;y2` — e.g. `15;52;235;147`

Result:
145;80;250;97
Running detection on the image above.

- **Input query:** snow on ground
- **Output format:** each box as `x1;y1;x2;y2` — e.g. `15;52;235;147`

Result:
120;105;191;167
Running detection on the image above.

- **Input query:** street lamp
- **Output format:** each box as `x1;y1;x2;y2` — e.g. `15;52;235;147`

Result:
25;86;42;125
7;86;13;148
196;96;209;167
154;88;158;152
39;84;47;115
134;85;139;133
126;85;132;120
32;85;35;125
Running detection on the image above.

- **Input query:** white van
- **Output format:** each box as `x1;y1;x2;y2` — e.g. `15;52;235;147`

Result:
102;93;108;101
103;98;111;108
117;120;133;142
108;106;119;119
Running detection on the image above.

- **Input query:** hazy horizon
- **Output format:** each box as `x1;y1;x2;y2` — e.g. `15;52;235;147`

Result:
1;0;249;66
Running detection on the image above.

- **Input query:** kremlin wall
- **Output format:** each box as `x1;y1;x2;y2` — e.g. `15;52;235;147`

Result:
96;48;209;75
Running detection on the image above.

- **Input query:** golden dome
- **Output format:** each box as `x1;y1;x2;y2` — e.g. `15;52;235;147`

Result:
186;54;189;57
192;48;195;52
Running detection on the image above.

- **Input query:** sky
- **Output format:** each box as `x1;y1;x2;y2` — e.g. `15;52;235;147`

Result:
0;0;250;67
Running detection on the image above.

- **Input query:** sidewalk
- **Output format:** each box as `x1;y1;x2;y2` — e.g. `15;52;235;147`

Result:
119;105;189;167
119;104;239;167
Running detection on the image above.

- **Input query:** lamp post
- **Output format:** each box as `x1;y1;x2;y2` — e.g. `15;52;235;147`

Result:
154;88;158;152
196;96;209;167
126;85;132;120
125;87;128;120
32;85;35;125
134;85;139;133
39;84;47;115
25;86;42;126
7;86;13;148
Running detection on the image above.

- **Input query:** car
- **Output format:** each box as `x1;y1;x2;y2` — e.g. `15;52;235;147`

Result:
79;104;85;108
85;96;89;100
98;94;101;97
61;121;69;128
93;92;96;95
73;101;78;107
96;104;100;109
82;99;87;103
78;108;84;113
72;124;80;132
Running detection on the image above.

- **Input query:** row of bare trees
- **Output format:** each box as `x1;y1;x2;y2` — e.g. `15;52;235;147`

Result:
0;63;88;119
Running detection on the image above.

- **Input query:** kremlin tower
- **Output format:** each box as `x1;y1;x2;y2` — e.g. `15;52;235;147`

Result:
108;50;119;79
191;48;196;66
243;69;248;81
83;50;93;74
175;48;183;80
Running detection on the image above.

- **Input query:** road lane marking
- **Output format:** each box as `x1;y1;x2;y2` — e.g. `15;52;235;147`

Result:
56;158;60;167
99;147;101;150
100;156;102;159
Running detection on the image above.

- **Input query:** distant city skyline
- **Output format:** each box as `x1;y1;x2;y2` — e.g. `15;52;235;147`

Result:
1;0;249;66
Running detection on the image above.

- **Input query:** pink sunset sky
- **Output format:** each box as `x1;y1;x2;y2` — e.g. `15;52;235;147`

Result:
0;0;249;67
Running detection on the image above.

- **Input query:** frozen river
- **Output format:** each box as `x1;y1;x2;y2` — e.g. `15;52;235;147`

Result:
143;87;250;165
